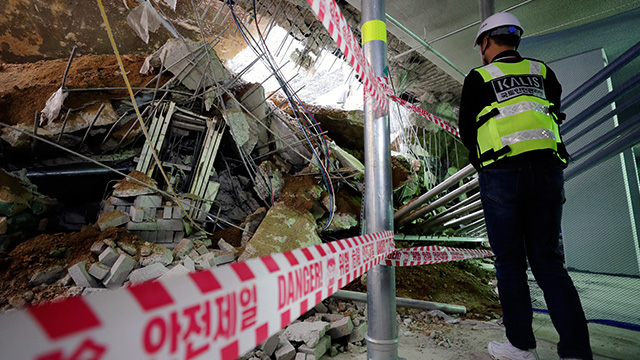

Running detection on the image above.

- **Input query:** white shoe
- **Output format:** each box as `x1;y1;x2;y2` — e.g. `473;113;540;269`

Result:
488;340;539;360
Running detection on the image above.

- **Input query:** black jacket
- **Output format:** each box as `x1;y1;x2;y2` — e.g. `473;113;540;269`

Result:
458;50;565;170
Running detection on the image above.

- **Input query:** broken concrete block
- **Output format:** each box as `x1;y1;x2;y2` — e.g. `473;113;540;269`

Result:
117;242;137;256
29;266;65;286
314;302;329;314
327;316;354;339
195;244;209;255
295;354;306;360
88;262;111;280
103;254;137;288
238;202;321;261
182;255;195;272
82;288;108;297
140;248;173;267
281;321;330;347
126;221;159;231
157;219;183;231
173;238;194;259
348;322;367;343
156;230;174;243
134;195;162;208
217;238;237;253
140;243;152;257
130;206;145;222
274;339;295;360
259;333;280;356
163;206;173;219
297;335;331;359
214;251;235;266
129;263;169;284
98;247;119;267
90;240;108;255
196;252;216;269
173;231;185;243
68;262;101;288
159;264;190;280
97;209;130;231
108;196;133;206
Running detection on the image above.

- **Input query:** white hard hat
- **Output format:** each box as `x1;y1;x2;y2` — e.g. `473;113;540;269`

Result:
474;12;523;46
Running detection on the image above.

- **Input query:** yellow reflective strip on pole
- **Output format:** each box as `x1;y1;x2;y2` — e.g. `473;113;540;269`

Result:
362;20;387;44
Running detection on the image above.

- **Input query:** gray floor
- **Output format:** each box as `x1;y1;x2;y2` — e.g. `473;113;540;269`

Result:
529;270;640;328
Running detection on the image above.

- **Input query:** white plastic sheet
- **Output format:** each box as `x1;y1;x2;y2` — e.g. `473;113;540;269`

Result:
126;1;162;44
40;87;68;126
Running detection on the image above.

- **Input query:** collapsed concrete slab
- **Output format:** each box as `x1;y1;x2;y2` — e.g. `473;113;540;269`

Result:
239;202;322;261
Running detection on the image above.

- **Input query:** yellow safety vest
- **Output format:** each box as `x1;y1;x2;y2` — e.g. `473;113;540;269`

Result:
473;59;567;168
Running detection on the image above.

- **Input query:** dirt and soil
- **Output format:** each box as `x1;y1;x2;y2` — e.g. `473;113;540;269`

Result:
0;225;142;310
0;54;170;127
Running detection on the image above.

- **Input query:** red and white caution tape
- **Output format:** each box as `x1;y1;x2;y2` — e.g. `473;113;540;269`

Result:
306;0;388;113
0;231;394;360
305;0;460;137
390;95;460;138
0;229;494;360
385;246;493;267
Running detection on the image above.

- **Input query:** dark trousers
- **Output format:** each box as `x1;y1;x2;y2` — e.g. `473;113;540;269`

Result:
479;163;593;360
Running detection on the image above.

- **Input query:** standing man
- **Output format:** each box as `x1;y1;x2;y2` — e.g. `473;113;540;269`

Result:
458;12;593;360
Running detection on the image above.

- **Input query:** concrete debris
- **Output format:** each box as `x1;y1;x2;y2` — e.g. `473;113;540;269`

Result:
239;202;322;261
242;207;267;247
68;262;101;288
29;266;65;286
103;254;136;288
146;38;232;93
129;263;169;284
281;321;330;347
98;247;119;267
96;210;130;231
274;339;296;360
88;262;111;281
0;169;57;251
217;238;237;253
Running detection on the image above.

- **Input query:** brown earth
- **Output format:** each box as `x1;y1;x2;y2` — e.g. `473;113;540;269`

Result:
0;225;141;310
0;54;170;127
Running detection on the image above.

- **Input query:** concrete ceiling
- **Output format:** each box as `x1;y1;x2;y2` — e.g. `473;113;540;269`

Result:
346;0;640;82
1;0;638;125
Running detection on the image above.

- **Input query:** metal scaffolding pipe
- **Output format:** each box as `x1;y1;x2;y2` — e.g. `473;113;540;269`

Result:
570;112;640;162
396;178;479;226
385;14;467;77
561;71;640;134
561;40;640;111
421;199;483;229
333;290;467;315
565;114;640;181
362;1;397;358
394;164;476;221
394;234;485;243
442;209;486;229
437;191;481;217
564;91;640;146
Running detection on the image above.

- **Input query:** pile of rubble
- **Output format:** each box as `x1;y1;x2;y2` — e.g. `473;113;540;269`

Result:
0;169;58;251
65;234;237;297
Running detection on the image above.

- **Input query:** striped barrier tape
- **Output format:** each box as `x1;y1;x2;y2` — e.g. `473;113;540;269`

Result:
306;0;460;137
385;246;493;267
0;231;394;360
306;0;388;113
0;230;494;359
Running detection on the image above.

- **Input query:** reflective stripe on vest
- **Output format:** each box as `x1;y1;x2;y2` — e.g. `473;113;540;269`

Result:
474;59;566;168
